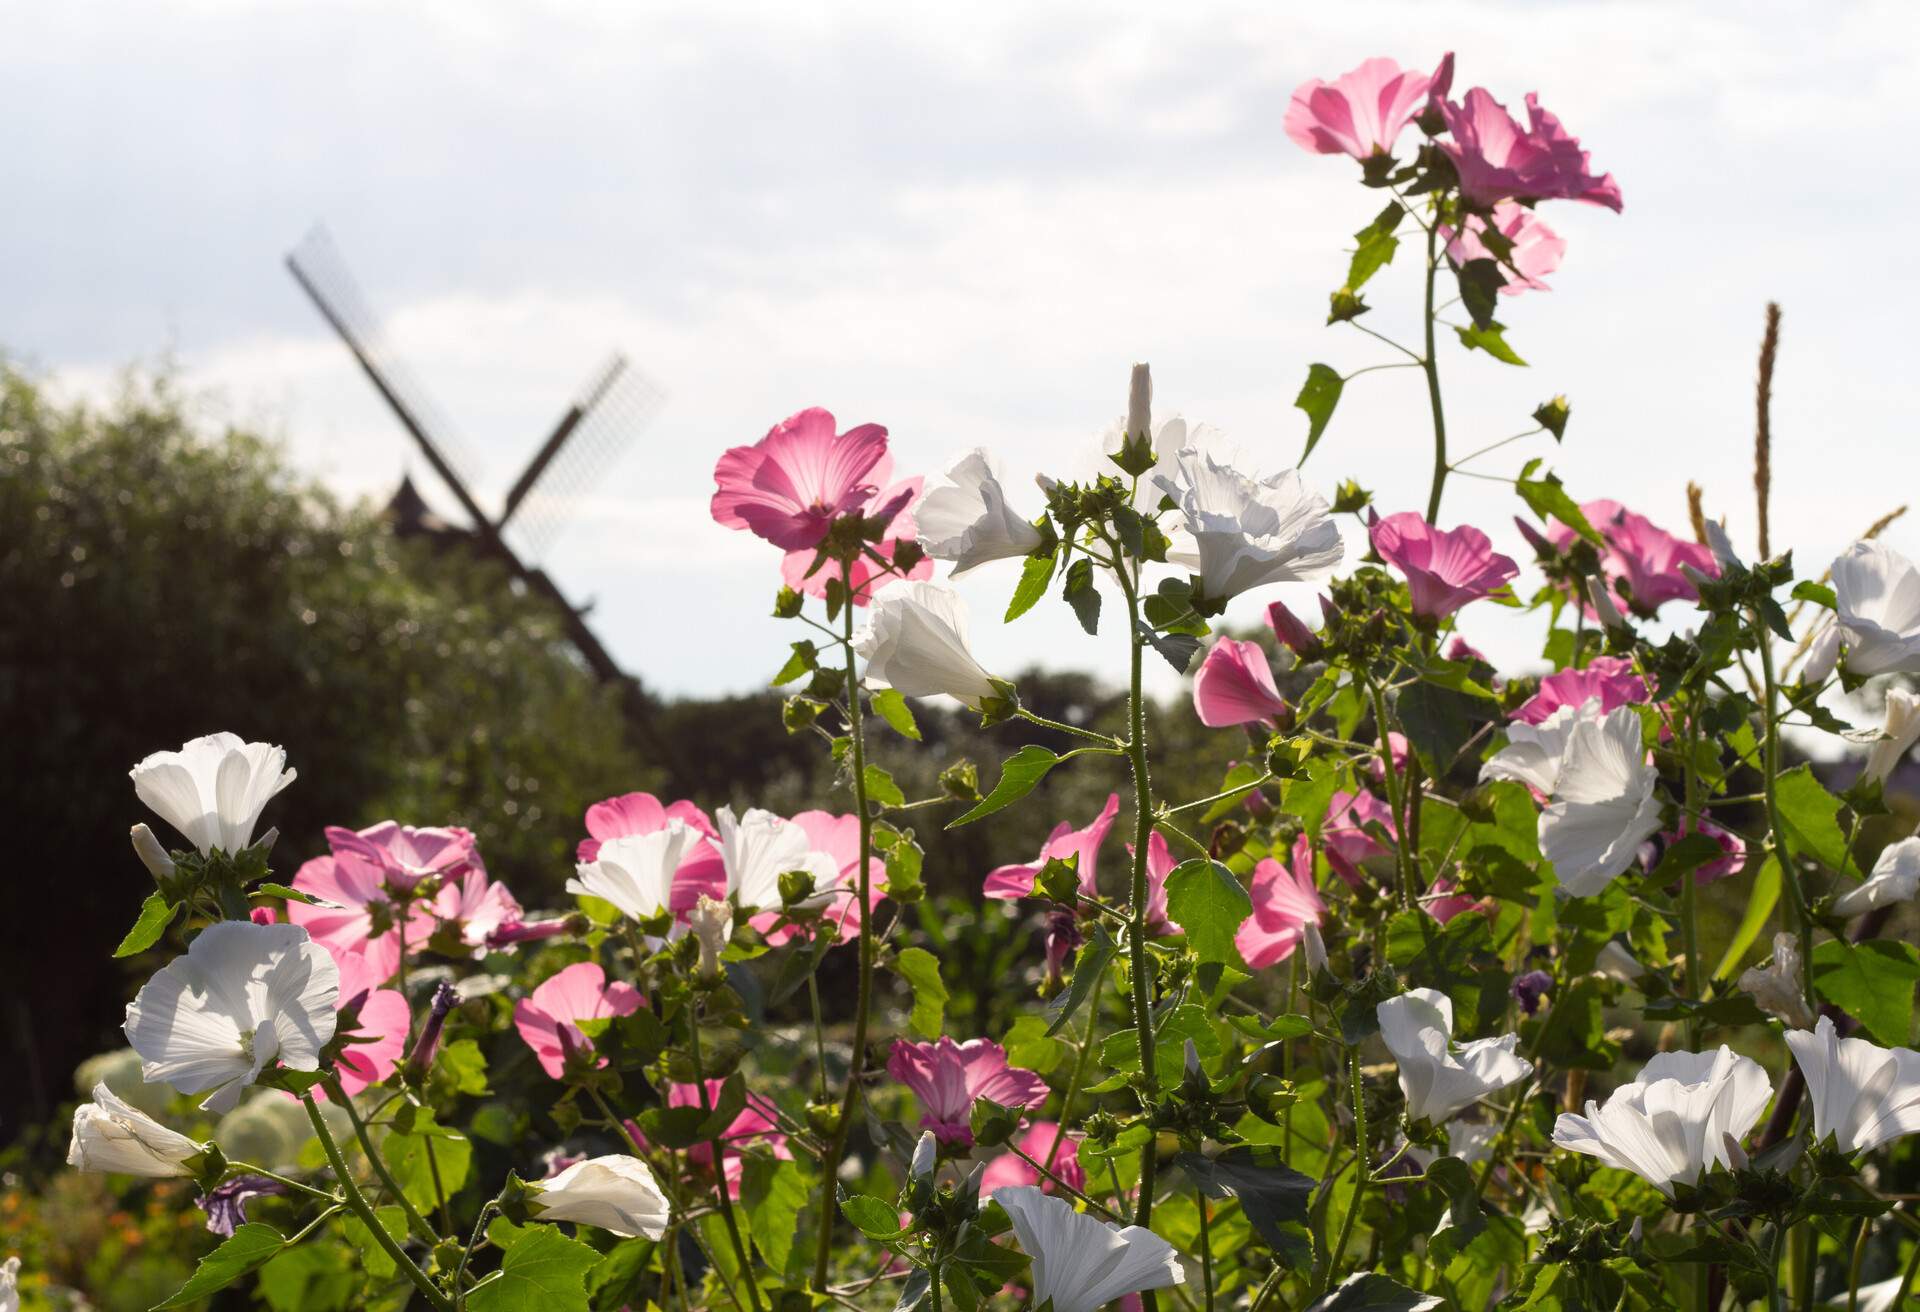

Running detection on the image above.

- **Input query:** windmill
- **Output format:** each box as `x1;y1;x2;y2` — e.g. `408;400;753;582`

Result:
284;226;674;761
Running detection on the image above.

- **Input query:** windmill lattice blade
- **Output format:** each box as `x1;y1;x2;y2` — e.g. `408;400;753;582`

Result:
510;360;664;562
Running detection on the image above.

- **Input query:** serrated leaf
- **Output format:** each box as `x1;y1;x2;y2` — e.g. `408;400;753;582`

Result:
1308;1272;1445;1312
870;687;921;740
863;764;907;809
1813;939;1920;1046
115;892;179;957
1295;364;1344;465
380;1113;471;1212
154;1223;286;1307
1774;764;1848;869
895;946;949;1039
839;1191;910;1241
948;746;1060;827
1164;859;1251;967
1454;321;1528;366
1176;1145;1316;1267
1006;552;1056;622
1455;258;1505;331
741;1156;811;1276
1063;557;1100;635
1516;475;1603;547
468;1224;601;1312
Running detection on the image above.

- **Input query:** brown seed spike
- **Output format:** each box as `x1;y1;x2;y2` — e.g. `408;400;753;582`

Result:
1755;302;1781;560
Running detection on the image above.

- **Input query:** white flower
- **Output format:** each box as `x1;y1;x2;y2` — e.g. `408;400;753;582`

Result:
0;1257;17;1312
1594;940;1648;986
1704;519;1743;571
130;823;177;883
1802;618;1842;684
1833;837;1920;918
1551;1047;1773;1196
1786;1015;1920;1154
714;807;839;913
130;733;296;856
567;822;699;923
534;1154;671;1239
1538;706;1663;897
1152;449;1343;603
1738;931;1817;1029
1397;1119;1501;1171
910;1129;938;1182
992;1185;1186;1312
1480;699;1596;794
1831;540;1920;677
855;580;1003;710
688;895;733;980
68;1082;205;1177
1838;1275;1911;1312
1376;988;1531;1124
917;449;1044;576
1126;362;1152;440
123;921;339;1114
1863;688;1920;786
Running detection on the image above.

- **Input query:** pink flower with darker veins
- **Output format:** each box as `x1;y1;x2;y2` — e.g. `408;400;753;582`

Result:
1191;637;1288;728
433;856;524;954
780;464;931;607
327;821;477;894
1511;655;1648;725
325;950;409;1099
286;847;432;986
1324;790;1396;888
711;407;892;550
578;792;728;914
887;1037;1049;1146
1370;513;1519;620
1549;501;1717;617
1440;88;1623;211
979;1122;1085;1196
1284;56;1444;162
513;962;644;1080
984;794;1120;901
1236;836;1326;969
1444;202;1567;294
1129;830;1177;936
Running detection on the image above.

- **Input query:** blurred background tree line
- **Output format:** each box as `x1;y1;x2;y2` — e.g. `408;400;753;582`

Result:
0;362;1244;1141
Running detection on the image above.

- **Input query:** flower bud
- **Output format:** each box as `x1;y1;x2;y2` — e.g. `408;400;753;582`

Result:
688;895;733;981
1301;921;1328;974
1737;931;1816;1029
1531;395;1571;441
406;980;457;1082
1266;599;1324;660
1127;363;1152;439
910;1130;938;1183
130;823;176;884
1585;575;1626;630
1722;1131;1749;1172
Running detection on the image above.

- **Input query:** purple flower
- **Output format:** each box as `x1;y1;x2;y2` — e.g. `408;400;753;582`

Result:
1512;970;1554;1017
197;1175;289;1237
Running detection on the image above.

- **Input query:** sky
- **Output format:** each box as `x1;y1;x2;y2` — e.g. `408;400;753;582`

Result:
6;1;1919;702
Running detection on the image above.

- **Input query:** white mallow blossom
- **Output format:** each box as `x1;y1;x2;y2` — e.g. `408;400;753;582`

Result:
0;1257;17;1312
131;733;297;856
1833;836;1920;918
917;449;1043;575
68;1083;205;1177
1151;449;1343;603
1537;705;1663;897
1831;540;1920;677
1552;1047;1773;1196
533;1154;671;1239
992;1185;1186;1312
1786;1015;1920;1154
1398;1119;1501;1170
1802;618;1841;684
855;580;1003;710
1594;940;1648;986
1376;988;1531;1124
1737;932;1817;1029
1837;1275;1912;1312
123;921;340;1114
687;895;733;979
1480;699;1596;794
714;807;839;913
1862;688;1920;787
568;822;700;923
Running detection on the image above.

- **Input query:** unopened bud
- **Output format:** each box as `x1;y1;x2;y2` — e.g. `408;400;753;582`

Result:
1722;1131;1749;1172
406;981;457;1081
778;868;816;908
486;915;580;949
1585;575;1626;630
1301;921;1328;974
910;1130;938;1183
688;895;733;981
131;823;176;884
1127;363;1152;439
1184;1038;1202;1079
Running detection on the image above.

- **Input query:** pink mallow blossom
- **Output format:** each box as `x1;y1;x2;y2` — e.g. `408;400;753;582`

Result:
1192;637;1288;728
1423;876;1483;925
1444;202;1567;294
1512;655;1648;725
433;856;524;954
1440;88;1623;212
887;1037;1049;1146
287;846;432;986
1644;820;1746;886
513;962;644;1080
631;1081;791;1200
1235;837;1327;969
780;462;931;606
578;792;728;915
1131;831;1177;935
1370;513;1519;620
326;950;409;1099
983;794;1120;901
1551;500;1716;616
326;821;477;894
1324;790;1397;888
752;809;887;947
1284;56;1441;162
710;406;892;550
979;1122;1085;1197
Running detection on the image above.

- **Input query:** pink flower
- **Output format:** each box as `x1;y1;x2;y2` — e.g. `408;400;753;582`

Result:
983;794;1120;901
1324;790;1396;888
318;949;408;1099
286;849;431;985
886;1037;1049;1146
978;1122;1085;1197
578;793;728;915
780;466;931;607
1128;830;1176;935
1422;876;1483;925
1192;637;1288;728
1284;56;1438;162
750;809;887;947
326;821;477;894
432;857;524;954
637;1081;791;1200
1444;201;1567;294
1651;821;1746;885
1368;733;1411;785
1369;513;1519;620
1446;635;1487;664
1552;500;1715;616
1235;837;1326;969
1440;88;1623;212
513;962;644;1080
1266;598;1324;659
711;407;891;550
1512;654;1648;725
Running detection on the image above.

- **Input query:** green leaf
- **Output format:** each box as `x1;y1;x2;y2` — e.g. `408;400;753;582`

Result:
1647;832;1732;888
770;640;817;686
250;882;315;904
340;1206;407;1282
1346;202;1403;292
1454;321;1528;366
1045;923;1117;1037
895;946;949;1040
1176;1145;1316;1267
947;746;1061;827
636;1104;710;1149
1774;764;1849;870
468;1224;601;1312
1813;939;1920;1046
1714;854;1782;982
741;1156;811;1275
1100;1002;1222;1074
115;892;179;957
839;1191;911;1241
1063;558;1101;635
428;1037;491;1100
1165;859;1252;967
381;1112;472;1212
1309;1272;1445;1312
1455;258;1505;331
1396;680;1495;778
1516;474;1603;547
1140;622;1203;675
1792;580;1837;610
870;688;921;740
1294;364;1344;465
863;764;907;809
154;1223;286;1307
1005;552;1056;622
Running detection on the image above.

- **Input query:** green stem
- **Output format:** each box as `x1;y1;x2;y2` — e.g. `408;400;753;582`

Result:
806;972;831;1101
1421;214;1450;524
1197;1187;1215;1312
1016;707;1123;747
1317;1047;1371;1297
812;570;878;1292
1680;705;1705;1050
452;1200;498;1308
325;1077;438;1245
1115;560;1161;1236
1365;677;1416;911
302;1092;453;1312
1889;1218;1920;1312
690;1013;763;1312
222;1161;339;1203
1756;618;1814;1011
1050;974;1105;1171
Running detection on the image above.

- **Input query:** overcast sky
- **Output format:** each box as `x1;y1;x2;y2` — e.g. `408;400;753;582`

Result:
7;1;1918;702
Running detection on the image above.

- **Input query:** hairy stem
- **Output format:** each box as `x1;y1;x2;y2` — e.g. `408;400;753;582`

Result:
302;1092;453;1312
1421;215;1451;523
691;1013;763;1311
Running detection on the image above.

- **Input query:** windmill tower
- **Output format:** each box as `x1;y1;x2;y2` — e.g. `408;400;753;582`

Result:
285;226;675;763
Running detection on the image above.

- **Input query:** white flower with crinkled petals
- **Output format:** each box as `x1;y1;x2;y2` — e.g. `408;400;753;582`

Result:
568;822;699;924
123;921;339;1114
917;449;1043;575
1737;932;1816;1029
68;1082;205;1177
534;1154;671;1238
992;1185;1186;1312
130;733;296;856
1552;1047;1773;1196
714;807;840;914
1480;699;1600;794
1832;540;1920;677
1376;988;1531;1124
1787;1015;1920;1155
1833;837;1920;918
1538;706;1663;897
854;580;1003;709
1150;448;1343;604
